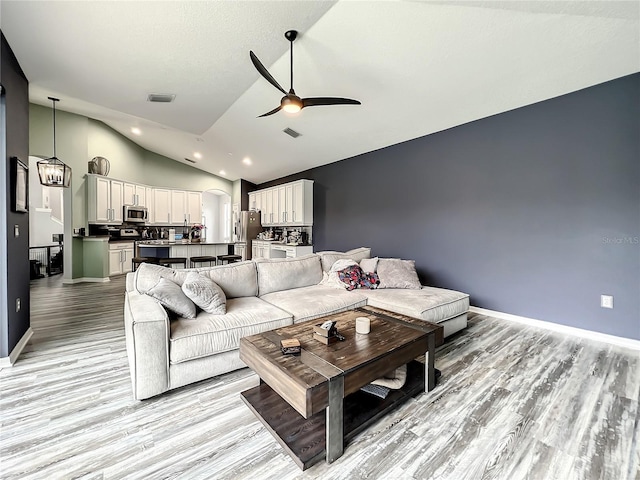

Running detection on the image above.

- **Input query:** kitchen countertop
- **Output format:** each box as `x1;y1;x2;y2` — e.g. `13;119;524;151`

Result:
137;241;232;246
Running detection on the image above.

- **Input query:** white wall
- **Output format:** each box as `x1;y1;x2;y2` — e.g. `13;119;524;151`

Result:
28;156;63;247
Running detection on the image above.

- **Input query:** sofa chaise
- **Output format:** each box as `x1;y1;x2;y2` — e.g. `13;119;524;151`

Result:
124;248;469;400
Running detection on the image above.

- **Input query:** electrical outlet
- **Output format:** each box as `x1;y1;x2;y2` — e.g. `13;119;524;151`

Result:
14;225;19;237
16;298;21;312
601;295;614;309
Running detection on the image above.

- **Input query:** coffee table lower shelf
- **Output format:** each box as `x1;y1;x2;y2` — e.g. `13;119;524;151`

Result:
240;360;425;470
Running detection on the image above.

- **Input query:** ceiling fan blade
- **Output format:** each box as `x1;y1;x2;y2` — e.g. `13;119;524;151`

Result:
250;51;286;95
302;97;361;108
257;105;282;118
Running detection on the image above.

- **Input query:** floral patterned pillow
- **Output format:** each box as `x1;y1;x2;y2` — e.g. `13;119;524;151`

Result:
337;264;379;290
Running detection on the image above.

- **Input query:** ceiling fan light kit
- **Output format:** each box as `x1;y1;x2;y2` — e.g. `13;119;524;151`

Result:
250;30;361;117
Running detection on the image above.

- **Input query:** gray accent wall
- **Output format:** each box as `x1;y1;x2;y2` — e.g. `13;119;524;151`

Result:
260;74;640;341
1;32;30;358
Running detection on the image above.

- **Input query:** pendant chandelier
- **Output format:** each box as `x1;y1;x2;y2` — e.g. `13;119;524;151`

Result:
37;97;71;188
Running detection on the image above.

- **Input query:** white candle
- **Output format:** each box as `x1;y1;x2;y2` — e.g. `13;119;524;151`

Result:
356;317;371;334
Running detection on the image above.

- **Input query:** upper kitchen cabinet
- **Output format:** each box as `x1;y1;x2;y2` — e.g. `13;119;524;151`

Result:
151;188;202;225
87;174;124;224
186;191;202;225
123;182;147;207
170;190;187;225
153;188;171;225
255;179;313;226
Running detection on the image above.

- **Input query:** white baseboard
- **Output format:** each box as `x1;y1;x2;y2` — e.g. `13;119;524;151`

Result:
63;277;110;284
0;327;34;367
469;306;640;351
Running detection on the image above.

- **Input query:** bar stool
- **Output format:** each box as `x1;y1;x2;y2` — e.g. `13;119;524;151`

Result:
190;255;217;268
216;254;242;265
132;257;159;271
159;257;187;269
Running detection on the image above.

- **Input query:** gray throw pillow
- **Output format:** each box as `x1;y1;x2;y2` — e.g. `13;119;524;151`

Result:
181;271;226;315
319;247;371;272
360;257;379;273
146;277;197;318
377;258;421;289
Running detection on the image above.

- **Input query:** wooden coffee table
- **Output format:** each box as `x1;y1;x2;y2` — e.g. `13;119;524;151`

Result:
239;306;443;470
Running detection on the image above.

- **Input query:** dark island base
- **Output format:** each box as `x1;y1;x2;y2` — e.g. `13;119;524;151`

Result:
240;360;426;470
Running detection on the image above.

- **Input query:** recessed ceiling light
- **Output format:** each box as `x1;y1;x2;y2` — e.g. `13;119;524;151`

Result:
219;170;226;176
243;157;252;165
193;152;202;159
131;127;142;135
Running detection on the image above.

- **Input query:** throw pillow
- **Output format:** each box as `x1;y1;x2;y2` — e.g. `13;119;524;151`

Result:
337;265;364;291
134;262;189;294
318;247;371;272
146;277;197;318
360;257;379;273
376;258;421;289
360;271;380;289
181;271;226;315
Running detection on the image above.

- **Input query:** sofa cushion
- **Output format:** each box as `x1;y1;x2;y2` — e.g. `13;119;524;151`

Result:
135;263;189;293
260;285;367;323
195;261;258;299
169;296;292;364
255;254;323;296
181;271;226;315
357;286;470;324
317;247;371;273
377;258;421;289
147;277;196;319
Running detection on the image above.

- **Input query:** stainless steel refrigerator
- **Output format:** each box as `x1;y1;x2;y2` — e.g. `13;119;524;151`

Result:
235;210;262;260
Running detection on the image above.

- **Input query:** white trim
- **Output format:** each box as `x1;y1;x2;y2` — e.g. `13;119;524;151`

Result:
63;277;110;284
0;327;34;367
469;306;640;351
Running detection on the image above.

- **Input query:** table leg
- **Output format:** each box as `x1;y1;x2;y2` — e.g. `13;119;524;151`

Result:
425;334;436;392
326;375;344;463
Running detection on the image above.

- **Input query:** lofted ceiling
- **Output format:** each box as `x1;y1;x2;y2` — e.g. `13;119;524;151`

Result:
2;1;638;184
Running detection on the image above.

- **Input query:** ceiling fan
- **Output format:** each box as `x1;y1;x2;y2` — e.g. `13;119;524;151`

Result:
250;30;361;117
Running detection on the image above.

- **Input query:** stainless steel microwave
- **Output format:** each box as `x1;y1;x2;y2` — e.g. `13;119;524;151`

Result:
123;205;148;223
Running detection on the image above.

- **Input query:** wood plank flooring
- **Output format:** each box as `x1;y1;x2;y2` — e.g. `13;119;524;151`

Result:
0;275;638;479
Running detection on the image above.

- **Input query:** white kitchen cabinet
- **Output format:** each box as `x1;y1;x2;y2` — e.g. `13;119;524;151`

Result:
249;192;257;211
124;182;146;206
251;179;313;227
108;242;134;276
270;244;313;259
264;189;274;226
153;188;172;225
277;186;287;224
171;190;187;225
259;190;267;225
186;191;202;224
87;175;124;224
145;187;153;218
253;240;273;259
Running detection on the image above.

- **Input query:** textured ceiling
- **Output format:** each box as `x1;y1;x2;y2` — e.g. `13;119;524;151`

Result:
2;1;638;184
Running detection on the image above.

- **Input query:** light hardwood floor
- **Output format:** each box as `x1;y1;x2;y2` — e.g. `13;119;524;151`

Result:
0;275;638;480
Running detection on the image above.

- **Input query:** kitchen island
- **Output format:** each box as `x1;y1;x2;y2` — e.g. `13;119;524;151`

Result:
137;241;233;268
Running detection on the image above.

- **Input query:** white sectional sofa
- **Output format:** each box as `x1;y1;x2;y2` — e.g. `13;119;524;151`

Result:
124;249;469;400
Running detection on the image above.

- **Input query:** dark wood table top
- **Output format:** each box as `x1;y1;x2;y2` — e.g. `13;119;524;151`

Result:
240;307;443;418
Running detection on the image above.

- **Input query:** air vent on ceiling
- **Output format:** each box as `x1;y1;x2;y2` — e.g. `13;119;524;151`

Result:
283;127;301;138
147;93;176;103
184;157;197;164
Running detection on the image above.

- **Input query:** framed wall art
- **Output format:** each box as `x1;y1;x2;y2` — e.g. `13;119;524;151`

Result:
11;156;28;213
